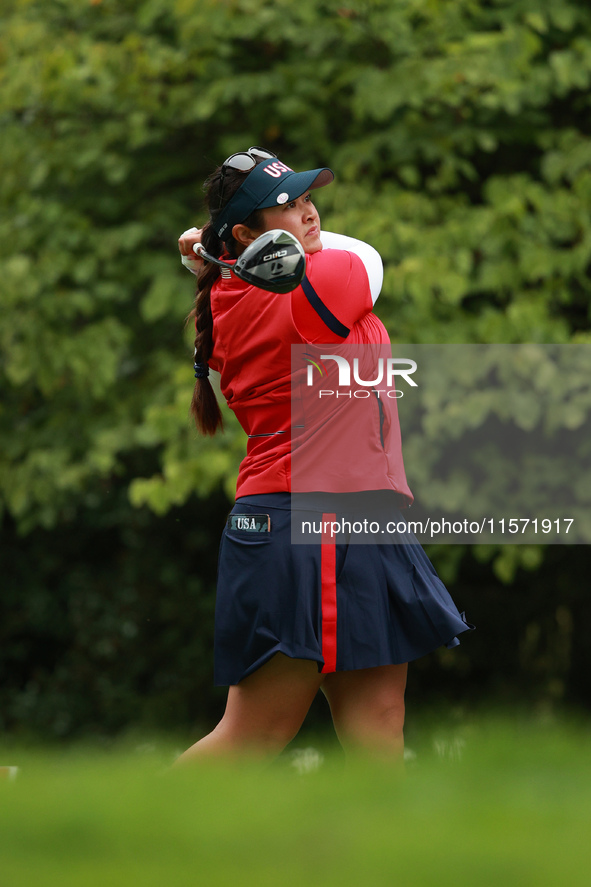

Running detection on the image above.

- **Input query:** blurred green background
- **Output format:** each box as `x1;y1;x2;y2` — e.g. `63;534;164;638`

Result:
2;716;591;886
2;0;591;745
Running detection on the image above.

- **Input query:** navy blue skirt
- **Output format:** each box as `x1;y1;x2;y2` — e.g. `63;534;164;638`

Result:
214;493;473;686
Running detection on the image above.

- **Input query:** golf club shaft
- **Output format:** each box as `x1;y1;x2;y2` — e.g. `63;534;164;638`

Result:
193;243;230;270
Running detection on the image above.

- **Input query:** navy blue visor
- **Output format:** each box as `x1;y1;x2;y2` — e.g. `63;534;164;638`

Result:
213;158;334;242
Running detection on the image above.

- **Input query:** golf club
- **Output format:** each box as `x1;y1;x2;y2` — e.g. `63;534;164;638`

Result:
194;228;306;294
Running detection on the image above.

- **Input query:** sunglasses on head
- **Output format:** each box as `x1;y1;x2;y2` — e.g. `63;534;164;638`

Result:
222;146;277;173
218;147;277;208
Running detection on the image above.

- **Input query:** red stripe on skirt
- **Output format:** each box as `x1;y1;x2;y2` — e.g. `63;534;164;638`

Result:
320;513;338;673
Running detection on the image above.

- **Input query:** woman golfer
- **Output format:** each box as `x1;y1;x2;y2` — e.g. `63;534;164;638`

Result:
176;147;472;761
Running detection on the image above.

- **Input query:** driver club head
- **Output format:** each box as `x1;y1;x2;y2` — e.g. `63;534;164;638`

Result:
234;229;306;293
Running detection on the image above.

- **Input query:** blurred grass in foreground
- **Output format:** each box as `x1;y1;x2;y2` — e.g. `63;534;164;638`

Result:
1;713;591;887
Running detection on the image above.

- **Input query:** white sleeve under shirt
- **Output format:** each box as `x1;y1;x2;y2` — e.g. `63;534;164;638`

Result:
319;231;383;304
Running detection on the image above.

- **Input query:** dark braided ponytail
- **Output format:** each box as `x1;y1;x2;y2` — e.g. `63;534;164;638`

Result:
188;162;265;435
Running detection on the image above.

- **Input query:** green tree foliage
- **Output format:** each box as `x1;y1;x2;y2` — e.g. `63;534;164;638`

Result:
2;0;591;529
0;489;228;739
2;0;591;736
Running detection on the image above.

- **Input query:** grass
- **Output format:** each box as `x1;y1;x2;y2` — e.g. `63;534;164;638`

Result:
1;713;591;887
